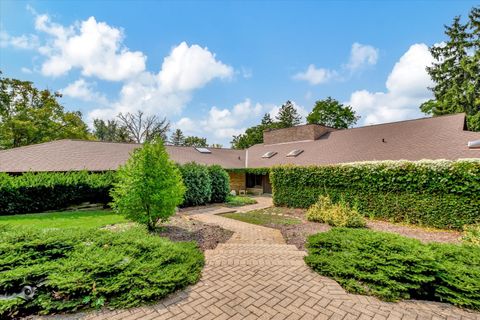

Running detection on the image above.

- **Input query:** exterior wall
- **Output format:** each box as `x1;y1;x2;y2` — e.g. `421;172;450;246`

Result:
263;124;334;145
228;172;246;193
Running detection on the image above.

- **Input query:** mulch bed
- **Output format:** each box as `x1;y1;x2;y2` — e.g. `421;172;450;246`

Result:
155;215;234;251
259;207;462;251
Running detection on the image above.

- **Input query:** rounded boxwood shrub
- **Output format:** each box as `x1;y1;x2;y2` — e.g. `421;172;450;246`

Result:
179;162;212;207
208;165;230;203
0;226;204;318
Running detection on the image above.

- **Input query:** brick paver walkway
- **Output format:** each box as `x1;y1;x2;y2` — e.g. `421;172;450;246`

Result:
66;197;480;319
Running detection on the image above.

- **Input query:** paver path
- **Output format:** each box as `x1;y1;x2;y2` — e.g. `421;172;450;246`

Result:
78;198;479;319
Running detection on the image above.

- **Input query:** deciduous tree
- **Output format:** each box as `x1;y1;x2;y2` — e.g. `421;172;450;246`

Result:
307;97;359;129
110;139;185;231
0;75;91;149
117;110;170;143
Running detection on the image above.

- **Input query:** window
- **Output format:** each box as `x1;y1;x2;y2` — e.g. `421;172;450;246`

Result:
195;147;211;154
286;149;304;157
262;151;277;158
246;173;263;188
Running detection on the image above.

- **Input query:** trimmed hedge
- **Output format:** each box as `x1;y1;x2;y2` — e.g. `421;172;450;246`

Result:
208;165;230;203
0;172;115;215
271;160;480;229
305;228;480;310
0;226;204;318
179;162;212;207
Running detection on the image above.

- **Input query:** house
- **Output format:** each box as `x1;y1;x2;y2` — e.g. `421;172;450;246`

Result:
1;113;479;194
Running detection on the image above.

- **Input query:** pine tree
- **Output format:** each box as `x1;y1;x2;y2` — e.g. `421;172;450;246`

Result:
276;100;302;128
170;129;185;146
421;7;480;131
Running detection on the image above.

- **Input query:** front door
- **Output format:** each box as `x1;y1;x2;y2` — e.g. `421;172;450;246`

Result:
262;174;272;194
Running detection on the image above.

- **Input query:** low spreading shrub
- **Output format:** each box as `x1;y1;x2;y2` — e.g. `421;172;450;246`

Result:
208;165;230;203
306;195;365;228
305;228;480;310
179;163;212;207
0;226;204;318
0;171;115;215
271;160;480;229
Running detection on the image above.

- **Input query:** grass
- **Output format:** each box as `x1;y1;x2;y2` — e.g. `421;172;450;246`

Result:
0;210;128;229
223;207;301;226
225;195;257;207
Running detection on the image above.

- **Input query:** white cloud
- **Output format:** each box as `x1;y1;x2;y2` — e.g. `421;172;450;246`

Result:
35;15;146;81
61;78;108;104
0;31;39;49
293;64;336;85
294;43;378;85
158;42;233;92
21;67;33;74
346;43;434;125
88;42;234;122
346;42;379;71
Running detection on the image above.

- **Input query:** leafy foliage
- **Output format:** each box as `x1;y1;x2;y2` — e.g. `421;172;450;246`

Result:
179;162;212;207
0;74;91;149
305;228;480;309
462;224;480;246
0;171;115;215
271;160;480;229
306;97;359;129
110;140;185;230
0;226;204;318
420;7;480;131
306;195;365;227
183;136;208;147
208;165;230;203
93;119;130;142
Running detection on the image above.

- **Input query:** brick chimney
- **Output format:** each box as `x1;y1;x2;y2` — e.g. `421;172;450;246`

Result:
263;124;335;145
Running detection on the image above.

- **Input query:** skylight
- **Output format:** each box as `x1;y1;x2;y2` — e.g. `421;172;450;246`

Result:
287;149;304;157
195;147;212;154
262;151;277;158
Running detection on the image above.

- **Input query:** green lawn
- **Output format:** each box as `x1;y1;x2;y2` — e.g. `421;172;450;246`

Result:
225;195;257;207
0;210;128;229
223;208;301;226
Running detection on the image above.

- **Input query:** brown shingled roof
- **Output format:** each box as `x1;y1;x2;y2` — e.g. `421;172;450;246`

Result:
247;113;480;167
0;114;478;173
0;140;245;172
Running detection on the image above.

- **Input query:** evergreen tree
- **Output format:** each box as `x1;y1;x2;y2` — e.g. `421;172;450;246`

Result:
307;97;359;129
421;7;480;131
170;129;185;146
276;100;302;128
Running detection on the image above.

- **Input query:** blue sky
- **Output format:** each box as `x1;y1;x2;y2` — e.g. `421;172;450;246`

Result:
0;0;477;145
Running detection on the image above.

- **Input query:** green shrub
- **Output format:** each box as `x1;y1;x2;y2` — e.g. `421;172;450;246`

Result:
271;160;480;229
0;171;115;215
208;165;230;203
110;140;185;231
0;226;204;318
179;163;212;207
305;228;480;310
225;195;257;207
306;196;365;227
462;224;480;246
